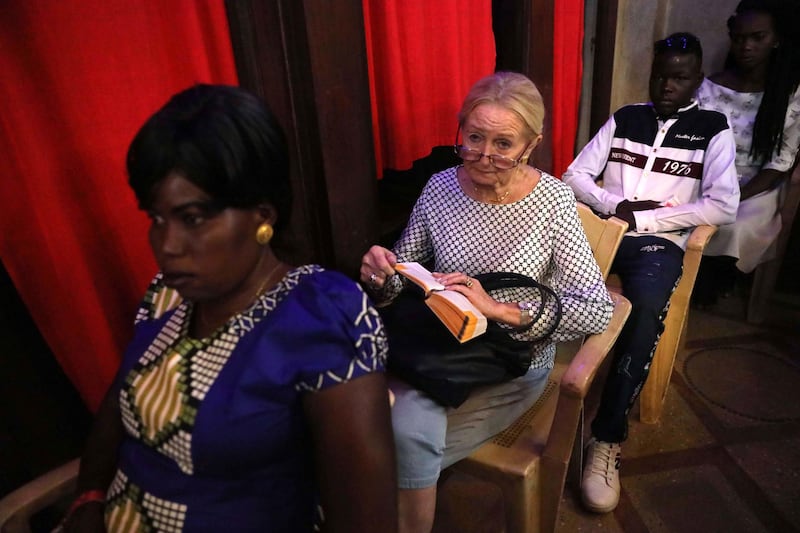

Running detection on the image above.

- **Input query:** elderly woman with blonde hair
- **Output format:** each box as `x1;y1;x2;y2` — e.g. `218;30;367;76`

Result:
361;71;613;532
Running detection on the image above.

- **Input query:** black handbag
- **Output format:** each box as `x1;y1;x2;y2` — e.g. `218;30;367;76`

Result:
379;272;561;407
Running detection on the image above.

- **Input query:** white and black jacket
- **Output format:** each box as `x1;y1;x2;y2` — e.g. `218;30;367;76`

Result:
562;101;740;249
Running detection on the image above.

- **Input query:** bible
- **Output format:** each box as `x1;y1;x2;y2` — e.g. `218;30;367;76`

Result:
395;262;487;342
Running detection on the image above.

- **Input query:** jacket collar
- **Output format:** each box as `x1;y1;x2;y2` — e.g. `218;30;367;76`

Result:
650;99;698;121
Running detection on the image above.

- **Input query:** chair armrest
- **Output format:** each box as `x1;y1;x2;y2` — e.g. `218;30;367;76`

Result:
560;293;632;399
0;458;79;530
685;224;717;253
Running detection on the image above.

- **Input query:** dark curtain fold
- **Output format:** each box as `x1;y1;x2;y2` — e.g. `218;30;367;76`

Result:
0;1;238;411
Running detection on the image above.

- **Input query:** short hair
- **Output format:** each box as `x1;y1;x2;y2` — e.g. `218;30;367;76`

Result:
457;71;545;138
127;84;292;230
653;32;703;64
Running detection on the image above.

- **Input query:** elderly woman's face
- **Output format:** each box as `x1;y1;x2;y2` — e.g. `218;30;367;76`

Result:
146;172;265;304
461;103;531;184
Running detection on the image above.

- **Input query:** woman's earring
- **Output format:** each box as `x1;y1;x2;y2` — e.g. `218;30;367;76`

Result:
256;223;274;245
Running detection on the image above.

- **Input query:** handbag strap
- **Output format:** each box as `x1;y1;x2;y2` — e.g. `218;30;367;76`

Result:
474;272;543;291
473;272;562;340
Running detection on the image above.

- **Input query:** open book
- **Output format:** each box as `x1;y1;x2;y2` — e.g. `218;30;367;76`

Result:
395;262;487;343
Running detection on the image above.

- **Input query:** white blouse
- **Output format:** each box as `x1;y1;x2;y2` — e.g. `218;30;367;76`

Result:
695;78;800;186
376;166;614;369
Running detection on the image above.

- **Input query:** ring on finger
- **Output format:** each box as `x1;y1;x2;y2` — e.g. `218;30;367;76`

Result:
369;272;379;286
465;277;473;288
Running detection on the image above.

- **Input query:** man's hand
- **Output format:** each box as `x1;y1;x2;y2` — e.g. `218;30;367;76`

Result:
614;200;661;230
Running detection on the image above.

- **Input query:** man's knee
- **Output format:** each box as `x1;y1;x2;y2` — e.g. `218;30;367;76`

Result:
626;287;675;316
621;260;682;312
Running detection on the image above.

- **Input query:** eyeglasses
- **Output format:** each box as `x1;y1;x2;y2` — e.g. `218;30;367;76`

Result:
453;127;530;170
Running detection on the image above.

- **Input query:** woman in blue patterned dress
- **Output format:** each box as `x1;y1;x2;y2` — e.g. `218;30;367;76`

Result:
360;72;614;533
61;85;397;532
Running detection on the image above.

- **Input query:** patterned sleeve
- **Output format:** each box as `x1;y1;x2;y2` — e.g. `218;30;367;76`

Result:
497;181;613;345
294;271;389;393
546;185;614;343
371;176;438;304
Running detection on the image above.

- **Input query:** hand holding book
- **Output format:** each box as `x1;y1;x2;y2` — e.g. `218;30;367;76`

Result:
395;262;487;342
360;245;398;290
378;268;560;407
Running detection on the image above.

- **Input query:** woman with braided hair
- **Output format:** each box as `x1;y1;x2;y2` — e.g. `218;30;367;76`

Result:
694;0;800;305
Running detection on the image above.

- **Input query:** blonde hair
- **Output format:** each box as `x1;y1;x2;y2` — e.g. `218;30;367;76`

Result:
457;72;545;138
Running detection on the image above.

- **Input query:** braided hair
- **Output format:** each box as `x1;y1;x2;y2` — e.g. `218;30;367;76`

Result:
726;0;800;163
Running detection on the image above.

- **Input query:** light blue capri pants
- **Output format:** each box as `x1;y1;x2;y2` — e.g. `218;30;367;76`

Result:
390;365;551;489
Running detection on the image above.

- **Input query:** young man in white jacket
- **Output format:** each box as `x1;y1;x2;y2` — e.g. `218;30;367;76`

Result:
562;32;740;513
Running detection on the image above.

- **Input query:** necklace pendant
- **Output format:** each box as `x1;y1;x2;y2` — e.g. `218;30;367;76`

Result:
469;180;511;204
494;190;511;203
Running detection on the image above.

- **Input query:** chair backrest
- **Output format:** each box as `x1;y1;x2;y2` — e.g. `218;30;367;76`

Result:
576;202;628;280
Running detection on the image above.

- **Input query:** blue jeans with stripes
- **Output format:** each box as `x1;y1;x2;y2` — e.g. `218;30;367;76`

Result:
591;235;684;443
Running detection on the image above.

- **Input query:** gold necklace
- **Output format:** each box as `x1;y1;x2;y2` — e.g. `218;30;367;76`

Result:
193;260;286;335
473;185;511;204
246;262;285;306
458;167;513;204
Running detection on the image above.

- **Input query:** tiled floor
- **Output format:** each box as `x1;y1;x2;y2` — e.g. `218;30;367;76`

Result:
556;290;800;533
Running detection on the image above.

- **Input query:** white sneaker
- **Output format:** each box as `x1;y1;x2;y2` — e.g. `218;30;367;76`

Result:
581;438;621;513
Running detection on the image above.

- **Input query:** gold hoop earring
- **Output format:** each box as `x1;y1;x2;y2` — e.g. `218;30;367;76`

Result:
256;223;274;245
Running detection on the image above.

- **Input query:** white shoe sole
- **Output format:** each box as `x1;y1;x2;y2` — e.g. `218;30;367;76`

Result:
581;494;619;514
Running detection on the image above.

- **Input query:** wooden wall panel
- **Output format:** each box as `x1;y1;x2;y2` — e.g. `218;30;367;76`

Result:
526;0;554;173
590;0;618;137
225;0;378;277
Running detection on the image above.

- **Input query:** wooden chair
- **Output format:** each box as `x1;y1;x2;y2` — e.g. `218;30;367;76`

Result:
0;459;78;533
575;202;629;280
438;293;631;533
607;224;718;424
434;202;630;533
747;165;800;324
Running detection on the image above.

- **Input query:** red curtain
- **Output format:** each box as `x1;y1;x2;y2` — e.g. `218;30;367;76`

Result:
0;1;237;411
0;1;582;411
551;0;584;177
363;0;496;173
363;1;583;177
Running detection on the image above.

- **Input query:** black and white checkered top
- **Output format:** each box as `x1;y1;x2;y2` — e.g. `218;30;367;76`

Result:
378;166;613;369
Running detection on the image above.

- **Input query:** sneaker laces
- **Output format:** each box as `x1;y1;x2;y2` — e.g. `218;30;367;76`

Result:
588;441;619;482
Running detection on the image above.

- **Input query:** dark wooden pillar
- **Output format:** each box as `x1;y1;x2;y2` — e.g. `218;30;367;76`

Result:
490;0;556;172
524;0;554;173
590;0;618;136
225;0;378;277
493;0;527;72
520;0;618;168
